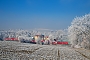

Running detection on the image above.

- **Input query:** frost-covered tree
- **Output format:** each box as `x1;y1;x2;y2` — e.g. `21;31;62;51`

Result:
68;14;90;49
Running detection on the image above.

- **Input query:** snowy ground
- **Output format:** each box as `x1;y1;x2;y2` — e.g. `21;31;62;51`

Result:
0;41;90;60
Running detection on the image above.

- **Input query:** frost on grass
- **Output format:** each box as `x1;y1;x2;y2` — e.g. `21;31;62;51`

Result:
0;41;90;60
68;14;90;49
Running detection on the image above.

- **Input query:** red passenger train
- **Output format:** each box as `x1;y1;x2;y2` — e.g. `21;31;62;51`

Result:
4;38;18;41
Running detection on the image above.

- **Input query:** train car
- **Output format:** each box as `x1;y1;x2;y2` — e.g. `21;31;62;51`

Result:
4;38;18;41
52;40;68;45
30;39;36;44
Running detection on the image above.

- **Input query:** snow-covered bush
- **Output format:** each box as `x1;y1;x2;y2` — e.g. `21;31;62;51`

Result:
68;14;90;49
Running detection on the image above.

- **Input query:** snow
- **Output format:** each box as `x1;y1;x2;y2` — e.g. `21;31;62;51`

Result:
0;41;90;60
0;13;90;59
0;29;68;41
68;14;90;49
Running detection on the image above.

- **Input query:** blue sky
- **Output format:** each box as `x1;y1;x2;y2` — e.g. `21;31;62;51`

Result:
0;0;90;30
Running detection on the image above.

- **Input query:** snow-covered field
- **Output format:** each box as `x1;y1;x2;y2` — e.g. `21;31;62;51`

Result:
0;41;90;60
